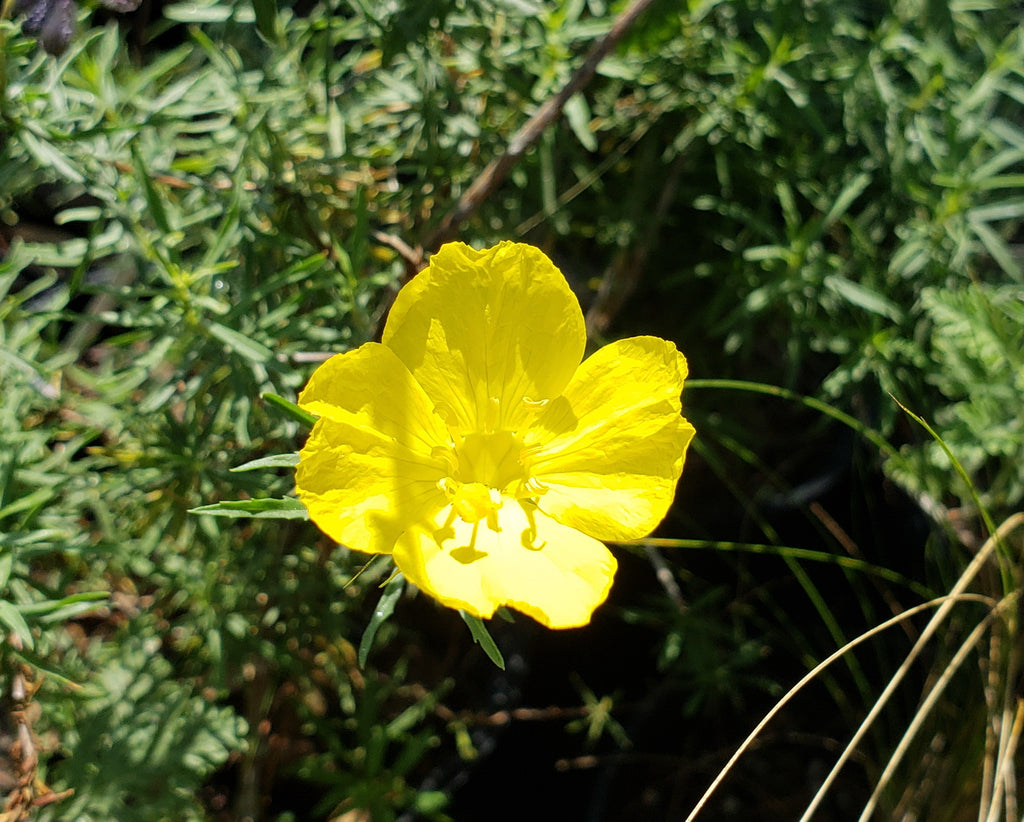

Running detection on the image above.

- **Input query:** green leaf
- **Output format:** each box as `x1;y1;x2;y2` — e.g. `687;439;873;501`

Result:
564;93;597;151
250;0;280;41
207;322;274;363
0;487;52;525
188;498;309;519
19;591;109;620
824;274;904;321
459;611;505;669
229;453;300;472
0;551;12;589
822;171;871;230
164;1;234;22
262;393;317;427
18;128;84;184
358;573;405;667
0;601;33;649
131;141;172;234
414;791;449;815
685;379;897;459
743;245;790;262
969;217;1023;282
8;644;81;689
966;198;1024;222
891;398;1001;553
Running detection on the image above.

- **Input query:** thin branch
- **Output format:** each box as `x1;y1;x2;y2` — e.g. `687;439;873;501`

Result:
643;542;688;613
425;0;659;250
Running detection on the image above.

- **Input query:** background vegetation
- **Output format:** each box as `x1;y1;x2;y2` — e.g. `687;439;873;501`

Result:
1;0;1023;819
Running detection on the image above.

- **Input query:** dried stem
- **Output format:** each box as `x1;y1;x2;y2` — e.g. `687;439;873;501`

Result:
2;633;74;820
424;0;659;252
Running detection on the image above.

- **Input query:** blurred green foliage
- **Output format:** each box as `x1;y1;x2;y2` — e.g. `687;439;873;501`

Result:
1;0;1022;818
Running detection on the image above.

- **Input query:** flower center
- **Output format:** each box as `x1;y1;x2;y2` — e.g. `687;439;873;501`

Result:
454;431;524;488
438;430;547;525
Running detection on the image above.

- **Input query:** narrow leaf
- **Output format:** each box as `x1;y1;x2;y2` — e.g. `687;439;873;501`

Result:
208;322;273;363
131;141;172;234
164;1;234;22
18;591;109;617
230;453;300;472
189;498;309;519
250;0;279;40
0;601;33;649
969;217;1024;282
685;378;897;459
822;172;871;230
564;93;597;152
824;274;903;321
890;397;999;546
262;393;317;427
0;551;12;589
459;611;505;670
19;129;84;183
358;573;405;667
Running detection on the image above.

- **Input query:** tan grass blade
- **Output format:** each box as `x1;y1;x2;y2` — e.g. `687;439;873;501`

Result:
982;697;1024;822
798;513;1024;822
683;593;993;822
857;603;1002;820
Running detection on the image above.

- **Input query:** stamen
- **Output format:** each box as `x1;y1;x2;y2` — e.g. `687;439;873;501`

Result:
450;481;503;524
518;476;549;498
430;445;459;474
519;503;547;551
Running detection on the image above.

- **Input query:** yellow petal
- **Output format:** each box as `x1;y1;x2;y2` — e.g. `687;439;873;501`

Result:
295;343;452;554
298;343;453;453
524;336;696;541
393;499;617;629
382;242;586;435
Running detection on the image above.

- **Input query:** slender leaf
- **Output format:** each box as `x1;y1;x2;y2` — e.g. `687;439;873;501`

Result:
0;601;33;649
262;393;317;427
189;498;310;519
358;573;405;667
229;453;300;472
459;611;505;670
208;322;274;363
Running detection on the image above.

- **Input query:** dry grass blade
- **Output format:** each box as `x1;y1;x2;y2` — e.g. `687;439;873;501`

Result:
857;603;1002;820
799;512;1024;822
983;699;1024;822
683;594;994;822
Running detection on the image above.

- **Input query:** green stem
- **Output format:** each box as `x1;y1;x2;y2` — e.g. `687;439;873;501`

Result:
686;378;898;459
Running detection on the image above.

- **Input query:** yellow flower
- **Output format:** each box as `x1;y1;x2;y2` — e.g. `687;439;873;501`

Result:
295;241;695;629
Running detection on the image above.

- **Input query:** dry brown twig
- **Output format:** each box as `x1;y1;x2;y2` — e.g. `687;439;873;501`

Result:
0;635;73;822
375;0;660;277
